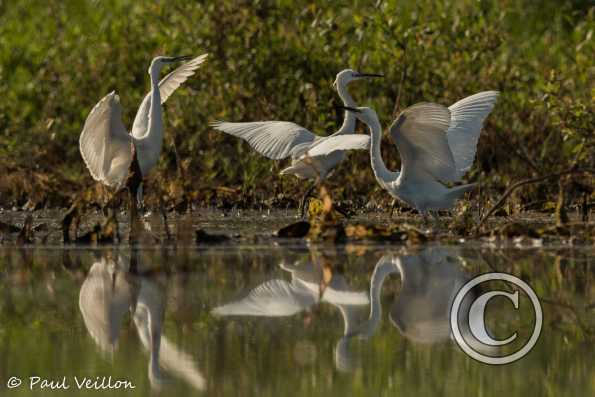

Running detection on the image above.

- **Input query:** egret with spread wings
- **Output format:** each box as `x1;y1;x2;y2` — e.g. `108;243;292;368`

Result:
79;54;208;236
316;92;499;216
211;69;381;216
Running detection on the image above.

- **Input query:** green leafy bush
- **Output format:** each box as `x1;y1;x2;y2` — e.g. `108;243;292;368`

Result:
0;0;593;210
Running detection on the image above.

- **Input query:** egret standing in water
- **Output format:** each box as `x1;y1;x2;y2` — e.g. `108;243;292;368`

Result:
211;69;382;216
318;91;499;216
79;54;208;236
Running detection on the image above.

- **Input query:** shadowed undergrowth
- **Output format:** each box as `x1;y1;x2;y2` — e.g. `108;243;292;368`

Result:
0;0;593;218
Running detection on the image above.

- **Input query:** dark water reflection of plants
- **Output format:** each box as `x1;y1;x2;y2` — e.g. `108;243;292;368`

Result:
0;244;593;397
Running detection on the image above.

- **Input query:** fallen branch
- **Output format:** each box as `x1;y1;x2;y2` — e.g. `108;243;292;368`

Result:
475;168;595;232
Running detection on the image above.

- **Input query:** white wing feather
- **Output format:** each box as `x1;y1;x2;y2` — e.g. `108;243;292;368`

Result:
131;54;209;139
79;92;133;188
447;91;499;179
211;121;317;160
290;138;320;159
305;135;370;158
389;103;457;182
213;280;316;317
211;279;315;317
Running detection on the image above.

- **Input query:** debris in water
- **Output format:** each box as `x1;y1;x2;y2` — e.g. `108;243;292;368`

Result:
195;229;231;244
276;221;311;238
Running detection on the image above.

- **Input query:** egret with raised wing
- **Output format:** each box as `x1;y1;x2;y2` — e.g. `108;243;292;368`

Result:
211;69;381;216
79;54;208;236
321;91;499;216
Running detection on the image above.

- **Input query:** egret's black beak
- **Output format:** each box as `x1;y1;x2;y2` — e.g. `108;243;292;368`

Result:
336;105;361;113
165;55;192;63
354;72;384;78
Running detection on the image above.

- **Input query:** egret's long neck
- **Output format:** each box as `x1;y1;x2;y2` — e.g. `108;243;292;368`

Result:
147;68;163;146
368;117;396;184
135;67;164;175
334;81;356;136
358;262;397;338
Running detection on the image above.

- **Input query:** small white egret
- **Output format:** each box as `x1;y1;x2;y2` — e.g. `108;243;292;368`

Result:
211;69;382;216
79;54;208;228
322;91;499;216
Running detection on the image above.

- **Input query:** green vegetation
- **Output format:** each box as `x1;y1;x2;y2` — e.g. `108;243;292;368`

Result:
0;0;593;212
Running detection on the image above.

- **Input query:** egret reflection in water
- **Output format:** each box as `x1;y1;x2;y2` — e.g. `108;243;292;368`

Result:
78;251;205;391
350;247;496;354
212;253;369;372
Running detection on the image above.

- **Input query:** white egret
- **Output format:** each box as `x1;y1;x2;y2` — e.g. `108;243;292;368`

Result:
79;54;208;230
210;69;382;216
318;92;498;216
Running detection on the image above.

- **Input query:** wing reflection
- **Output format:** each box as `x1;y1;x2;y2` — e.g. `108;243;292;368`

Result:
79;254;135;353
212;253;368;372
79;251;205;391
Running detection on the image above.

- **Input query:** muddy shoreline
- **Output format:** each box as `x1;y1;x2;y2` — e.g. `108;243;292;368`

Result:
1;208;593;246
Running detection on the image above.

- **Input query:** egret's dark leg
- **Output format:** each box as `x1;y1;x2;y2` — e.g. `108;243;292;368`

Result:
419;210;429;226
390;199;400;217
136;182;145;214
128;190;139;244
126;151;143;245
334;205;350;219
429;211;440;229
299;182;317;218
129;248;139;275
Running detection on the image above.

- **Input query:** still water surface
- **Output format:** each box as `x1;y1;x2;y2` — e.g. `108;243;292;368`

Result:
1;244;593;396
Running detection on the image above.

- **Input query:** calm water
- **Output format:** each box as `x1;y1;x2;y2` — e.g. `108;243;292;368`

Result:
0;244;593;397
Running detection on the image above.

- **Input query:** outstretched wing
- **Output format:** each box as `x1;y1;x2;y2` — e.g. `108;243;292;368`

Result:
211;279;315;317
305;134;370;158
79;92;133;188
211;121;317;159
131;54;209;139
447;91;499;179
389;103;457;182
